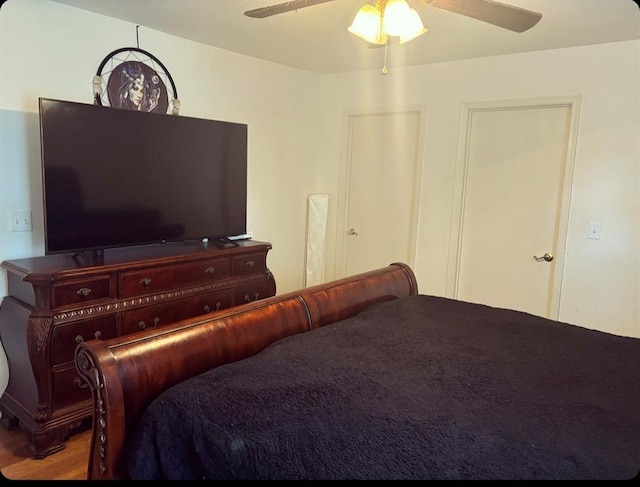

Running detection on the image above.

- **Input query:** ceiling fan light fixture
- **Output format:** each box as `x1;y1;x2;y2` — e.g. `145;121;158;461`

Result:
383;0;411;37
348;3;387;45
398;8;427;44
349;0;426;46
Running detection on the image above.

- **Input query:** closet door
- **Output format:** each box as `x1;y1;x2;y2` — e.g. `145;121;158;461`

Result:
450;98;579;319
337;109;423;278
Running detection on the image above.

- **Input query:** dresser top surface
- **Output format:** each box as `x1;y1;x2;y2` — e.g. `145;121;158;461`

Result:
2;239;271;280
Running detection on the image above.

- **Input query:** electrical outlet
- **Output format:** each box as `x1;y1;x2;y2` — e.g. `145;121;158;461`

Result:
10;210;32;232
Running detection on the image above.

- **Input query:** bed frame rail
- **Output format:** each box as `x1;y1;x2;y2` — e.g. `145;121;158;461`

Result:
75;262;418;479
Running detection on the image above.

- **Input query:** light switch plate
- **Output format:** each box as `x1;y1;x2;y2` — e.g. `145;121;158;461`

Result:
10;210;32;232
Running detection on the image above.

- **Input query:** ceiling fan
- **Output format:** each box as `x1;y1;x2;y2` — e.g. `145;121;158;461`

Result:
244;0;543;34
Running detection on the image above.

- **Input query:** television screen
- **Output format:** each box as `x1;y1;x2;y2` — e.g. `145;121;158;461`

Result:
39;98;247;255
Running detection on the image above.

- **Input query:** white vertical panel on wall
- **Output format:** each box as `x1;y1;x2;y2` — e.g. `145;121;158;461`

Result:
305;193;329;286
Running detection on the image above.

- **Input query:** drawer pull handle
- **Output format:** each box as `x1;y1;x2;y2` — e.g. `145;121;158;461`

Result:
204;266;215;274
138;317;161;330
75;330;102;344
139;278;152;287
245;260;255;268
204;302;222;313
73;377;89;389
76;287;92;297
244;293;260;303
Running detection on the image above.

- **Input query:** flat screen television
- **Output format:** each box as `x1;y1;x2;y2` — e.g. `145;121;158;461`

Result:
38;97;247;258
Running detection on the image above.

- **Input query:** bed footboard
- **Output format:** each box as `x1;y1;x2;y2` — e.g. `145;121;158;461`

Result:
75;262;417;479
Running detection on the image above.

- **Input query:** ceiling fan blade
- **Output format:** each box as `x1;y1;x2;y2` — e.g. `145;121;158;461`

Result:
244;0;339;18
424;0;542;33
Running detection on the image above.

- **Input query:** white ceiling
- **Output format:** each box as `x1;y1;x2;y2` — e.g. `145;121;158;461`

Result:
49;0;640;74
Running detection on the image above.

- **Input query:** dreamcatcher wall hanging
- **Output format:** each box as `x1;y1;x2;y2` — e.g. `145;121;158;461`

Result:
92;26;180;115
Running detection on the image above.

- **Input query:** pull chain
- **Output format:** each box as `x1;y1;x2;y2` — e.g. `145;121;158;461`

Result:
382;39;389;75
136;25;140;49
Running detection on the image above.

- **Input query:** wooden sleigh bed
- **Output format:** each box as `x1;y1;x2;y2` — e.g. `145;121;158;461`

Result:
75;263;640;481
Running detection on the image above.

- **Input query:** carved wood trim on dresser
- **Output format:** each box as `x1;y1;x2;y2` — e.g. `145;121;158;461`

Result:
0;240;275;458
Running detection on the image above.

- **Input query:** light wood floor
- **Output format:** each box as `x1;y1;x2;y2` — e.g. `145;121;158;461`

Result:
0;424;90;481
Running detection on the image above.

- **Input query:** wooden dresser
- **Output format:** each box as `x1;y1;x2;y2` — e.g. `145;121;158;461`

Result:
0;239;275;458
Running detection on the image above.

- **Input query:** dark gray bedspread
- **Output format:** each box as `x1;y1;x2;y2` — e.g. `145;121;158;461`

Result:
126;295;640;480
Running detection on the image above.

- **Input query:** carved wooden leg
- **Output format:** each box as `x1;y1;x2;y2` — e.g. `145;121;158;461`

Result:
27;419;84;459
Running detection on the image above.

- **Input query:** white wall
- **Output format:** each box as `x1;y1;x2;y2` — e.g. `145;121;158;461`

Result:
0;0;638;339
0;0;323;296
317;42;640;338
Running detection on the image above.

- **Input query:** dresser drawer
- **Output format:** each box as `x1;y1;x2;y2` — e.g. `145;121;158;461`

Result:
52;276;112;308
121;289;235;334
230;252;267;277
119;257;229;298
50;315;118;366
52;365;92;410
234;278;276;305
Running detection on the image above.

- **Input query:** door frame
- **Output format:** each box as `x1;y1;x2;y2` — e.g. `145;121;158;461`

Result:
445;95;582;319
334;105;426;279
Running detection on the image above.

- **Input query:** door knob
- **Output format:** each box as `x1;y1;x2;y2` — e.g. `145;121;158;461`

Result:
533;252;554;262
347;228;358;236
